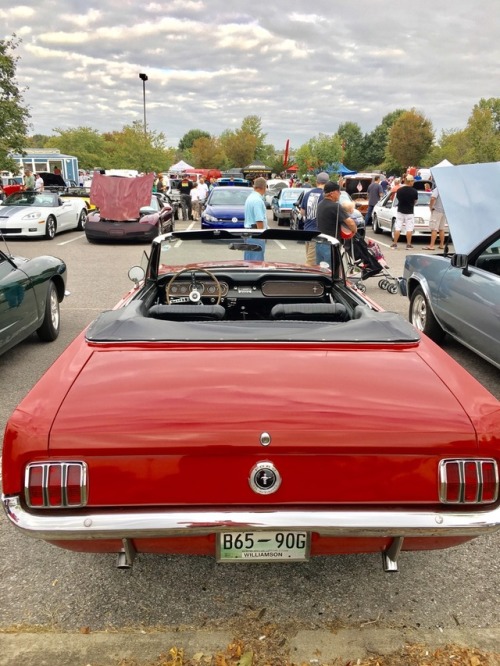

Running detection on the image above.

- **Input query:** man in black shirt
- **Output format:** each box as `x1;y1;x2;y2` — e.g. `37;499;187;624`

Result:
317;181;357;241
179;174;194;220
390;174;419;249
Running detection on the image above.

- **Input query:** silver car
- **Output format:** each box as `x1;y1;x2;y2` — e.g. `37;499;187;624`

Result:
402;162;500;369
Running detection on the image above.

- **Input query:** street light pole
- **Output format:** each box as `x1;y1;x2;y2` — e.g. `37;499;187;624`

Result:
139;73;148;137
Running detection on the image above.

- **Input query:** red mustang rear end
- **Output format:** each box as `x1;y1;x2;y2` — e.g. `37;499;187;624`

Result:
3;230;499;571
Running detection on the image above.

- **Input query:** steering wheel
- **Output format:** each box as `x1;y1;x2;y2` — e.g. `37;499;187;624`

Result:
166;268;222;305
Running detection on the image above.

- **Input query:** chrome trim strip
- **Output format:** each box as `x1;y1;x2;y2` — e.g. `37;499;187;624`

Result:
3;495;500;541
438;459;499;505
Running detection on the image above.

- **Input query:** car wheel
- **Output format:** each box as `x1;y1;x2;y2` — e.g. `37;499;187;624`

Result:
36;281;60;341
45;216;57;240
390;220;397;241
76;209;87;231
372;214;382;234
409;286;445;343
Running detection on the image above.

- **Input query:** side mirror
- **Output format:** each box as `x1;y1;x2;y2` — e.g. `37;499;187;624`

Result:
451;253;471;276
128;265;145;285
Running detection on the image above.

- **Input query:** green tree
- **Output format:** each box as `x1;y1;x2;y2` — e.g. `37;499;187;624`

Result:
240;115;268;161
219;129;257;167
386;109;434;169
45;127;107;170
363;110;405;168
190;136;228;169
178;129;211;152
336;121;365;171
310;133;342;170
103;122;175;173
462;103;500;163
0;36;30;173
25;134;53;148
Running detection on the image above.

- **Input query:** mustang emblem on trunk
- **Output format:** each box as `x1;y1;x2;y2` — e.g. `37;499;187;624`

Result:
249;461;281;495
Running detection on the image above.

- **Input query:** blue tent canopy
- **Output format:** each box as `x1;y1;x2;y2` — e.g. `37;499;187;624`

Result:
327;163;357;175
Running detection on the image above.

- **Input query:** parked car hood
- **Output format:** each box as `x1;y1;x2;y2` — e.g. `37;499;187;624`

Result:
206;204;245;217
431;161;500;255
89;172;155;221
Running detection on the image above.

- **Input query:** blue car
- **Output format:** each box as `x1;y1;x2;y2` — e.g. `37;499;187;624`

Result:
402;161;500;370
201;186;252;229
271;188;305;225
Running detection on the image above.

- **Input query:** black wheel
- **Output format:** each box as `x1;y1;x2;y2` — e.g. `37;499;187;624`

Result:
387;283;398;294
372;214;383;234
76;209;87;231
378;279;388;289
36;281;60;341
45;216;57;240
409;286;445;343
391;219;398;241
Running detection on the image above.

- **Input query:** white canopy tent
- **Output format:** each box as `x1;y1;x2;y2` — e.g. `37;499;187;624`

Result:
432;159;454;168
169;160;193;172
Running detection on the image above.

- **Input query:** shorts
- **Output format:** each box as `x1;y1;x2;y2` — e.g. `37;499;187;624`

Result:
429;211;447;231
395;212;415;232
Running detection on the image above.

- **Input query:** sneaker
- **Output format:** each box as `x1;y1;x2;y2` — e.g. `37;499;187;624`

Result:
406;244;414;249
390;243;397;249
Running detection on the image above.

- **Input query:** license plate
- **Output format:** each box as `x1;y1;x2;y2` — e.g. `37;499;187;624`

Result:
217;531;310;563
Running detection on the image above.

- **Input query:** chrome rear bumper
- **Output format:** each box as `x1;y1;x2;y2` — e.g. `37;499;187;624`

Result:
3;495;500;541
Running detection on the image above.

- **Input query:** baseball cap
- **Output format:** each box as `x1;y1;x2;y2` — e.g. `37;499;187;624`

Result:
323;181;339;194
316;171;329;184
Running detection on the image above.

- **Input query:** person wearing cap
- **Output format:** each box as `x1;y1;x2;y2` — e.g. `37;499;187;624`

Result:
300;171;330;265
243;176;268;260
390;174;419;250
317;181;357;242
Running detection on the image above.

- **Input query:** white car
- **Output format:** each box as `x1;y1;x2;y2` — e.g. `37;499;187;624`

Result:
372;189;446;238
0;191;87;240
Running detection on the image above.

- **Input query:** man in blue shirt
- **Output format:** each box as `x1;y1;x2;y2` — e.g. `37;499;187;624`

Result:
244;177;267;259
299;171;329;265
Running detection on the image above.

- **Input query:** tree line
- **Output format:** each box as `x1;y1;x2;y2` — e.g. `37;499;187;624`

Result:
1;37;499;177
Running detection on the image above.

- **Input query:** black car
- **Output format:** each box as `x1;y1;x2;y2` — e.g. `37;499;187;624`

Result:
0;241;67;355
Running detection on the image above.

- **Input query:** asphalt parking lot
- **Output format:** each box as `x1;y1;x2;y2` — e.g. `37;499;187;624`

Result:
0;216;499;665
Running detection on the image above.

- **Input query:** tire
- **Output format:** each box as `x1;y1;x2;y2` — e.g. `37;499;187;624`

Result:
409;286;445;343
76;209;87;231
36;281;60;341
45;216;57;240
387;283;398;294
372;214;383;234
391;220;397;241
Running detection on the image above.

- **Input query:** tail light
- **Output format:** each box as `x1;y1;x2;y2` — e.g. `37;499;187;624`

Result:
25;462;88;508
439;459;498;504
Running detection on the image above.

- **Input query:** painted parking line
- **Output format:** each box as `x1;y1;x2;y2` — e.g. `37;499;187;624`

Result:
58;234;85;246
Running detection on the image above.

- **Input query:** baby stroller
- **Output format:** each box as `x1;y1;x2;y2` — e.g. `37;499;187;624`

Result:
344;234;400;294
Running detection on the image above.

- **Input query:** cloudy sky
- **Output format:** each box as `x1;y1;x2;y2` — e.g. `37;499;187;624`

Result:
1;1;499;152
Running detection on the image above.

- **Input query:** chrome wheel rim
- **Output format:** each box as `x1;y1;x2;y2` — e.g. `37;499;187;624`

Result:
47;218;56;238
50;289;59;330
411;293;427;331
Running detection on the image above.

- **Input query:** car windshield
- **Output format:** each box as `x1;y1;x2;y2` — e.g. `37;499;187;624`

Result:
154;230;339;279
281;190;303;201
2;192;56;207
208;189;252;205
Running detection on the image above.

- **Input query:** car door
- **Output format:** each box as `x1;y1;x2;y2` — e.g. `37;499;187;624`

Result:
434;237;500;366
378;194;396;231
0;253;38;354
56;197;78;230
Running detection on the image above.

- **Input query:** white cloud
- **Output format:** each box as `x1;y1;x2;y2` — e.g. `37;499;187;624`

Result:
1;0;499;150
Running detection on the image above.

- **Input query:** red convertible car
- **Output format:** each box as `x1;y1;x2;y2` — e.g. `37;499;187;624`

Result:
2;229;499;571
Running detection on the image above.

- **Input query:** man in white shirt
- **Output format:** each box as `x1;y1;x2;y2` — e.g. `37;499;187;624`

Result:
34;174;44;192
197;177;208;204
